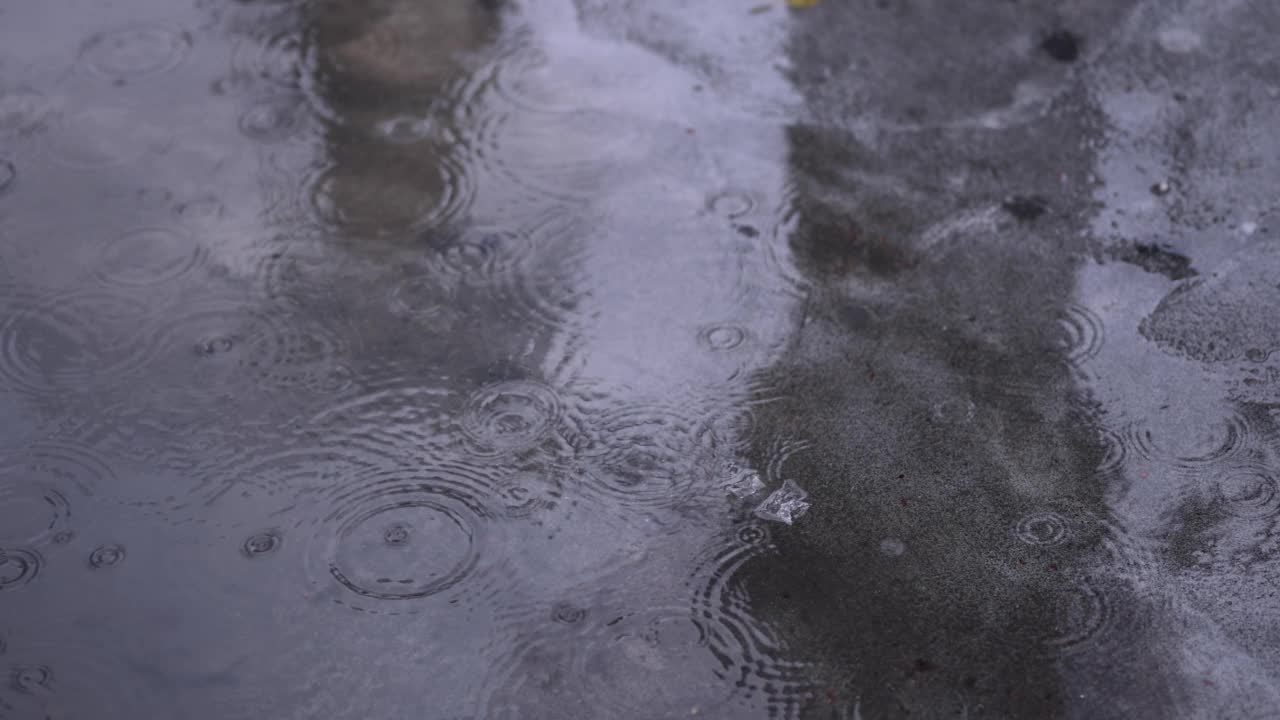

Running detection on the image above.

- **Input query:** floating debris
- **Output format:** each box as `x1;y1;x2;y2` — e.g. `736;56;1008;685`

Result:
724;463;766;499
753;480;811;525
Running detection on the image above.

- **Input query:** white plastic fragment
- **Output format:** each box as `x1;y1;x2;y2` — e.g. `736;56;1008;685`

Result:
727;470;766;499
722;462;766;499
753;479;811;525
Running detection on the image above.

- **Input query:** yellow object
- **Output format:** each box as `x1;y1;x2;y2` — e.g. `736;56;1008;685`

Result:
787;0;821;7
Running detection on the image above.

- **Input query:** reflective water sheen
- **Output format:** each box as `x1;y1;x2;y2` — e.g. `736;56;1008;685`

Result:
2;0;1280;717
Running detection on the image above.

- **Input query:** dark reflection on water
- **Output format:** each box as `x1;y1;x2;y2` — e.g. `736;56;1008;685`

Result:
3;0;1280;717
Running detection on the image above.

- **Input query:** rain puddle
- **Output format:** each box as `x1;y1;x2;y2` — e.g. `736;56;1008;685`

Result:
2;0;1280;717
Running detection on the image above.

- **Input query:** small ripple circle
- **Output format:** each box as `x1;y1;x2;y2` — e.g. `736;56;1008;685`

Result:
88;544;126;569
242;531;283;558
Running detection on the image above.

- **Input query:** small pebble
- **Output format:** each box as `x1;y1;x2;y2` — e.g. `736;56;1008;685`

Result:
880;538;906;556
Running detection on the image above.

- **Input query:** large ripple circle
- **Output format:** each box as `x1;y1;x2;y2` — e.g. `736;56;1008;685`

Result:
304;467;493;611
459;380;562;455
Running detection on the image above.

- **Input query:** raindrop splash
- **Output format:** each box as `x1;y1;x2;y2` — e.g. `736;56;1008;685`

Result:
576;405;718;513
430;225;533;282
698;324;750;352
302;466;494;612
242;530;283;558
238;94;309;143
0;291;153;396
460;380;563;456
230;28;308;91
1014;510;1074;546
707;190;758;219
1054;304;1104;367
88;543;125;569
302;156;472;239
80;25;192;78
96;227;205;288
552;603;586;624
10;665;53;695
1215;467;1280;520
0;442;112;548
1124;410;1252;471
0;549;42;590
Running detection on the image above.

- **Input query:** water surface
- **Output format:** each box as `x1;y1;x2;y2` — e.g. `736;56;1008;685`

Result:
2;0;1280;717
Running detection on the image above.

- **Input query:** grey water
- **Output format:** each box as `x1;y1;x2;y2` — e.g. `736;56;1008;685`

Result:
2;0;1280;717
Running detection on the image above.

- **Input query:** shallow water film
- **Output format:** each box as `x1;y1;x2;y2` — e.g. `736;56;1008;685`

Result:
3;0;1280;717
